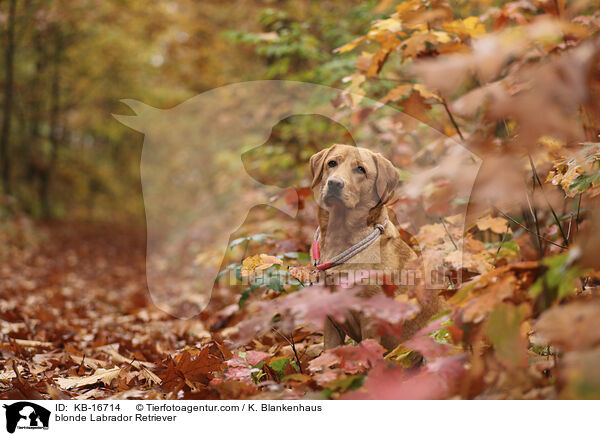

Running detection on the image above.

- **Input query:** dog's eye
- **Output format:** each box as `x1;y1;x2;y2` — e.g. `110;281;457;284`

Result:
356;166;366;174
327;160;337;168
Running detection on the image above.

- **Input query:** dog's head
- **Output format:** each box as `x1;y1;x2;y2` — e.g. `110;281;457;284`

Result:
310;144;400;211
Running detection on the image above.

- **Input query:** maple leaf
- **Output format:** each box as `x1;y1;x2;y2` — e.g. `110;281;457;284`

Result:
342;354;469;400
233;286;419;346
175;348;223;382
245;350;270;366
309;339;385;374
218;355;259;384
161;344;224;391
442;16;485;39
400;32;440;58
448;261;541;325
399;91;431;124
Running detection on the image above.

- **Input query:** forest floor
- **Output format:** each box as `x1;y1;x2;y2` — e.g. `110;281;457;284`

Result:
0;220;331;399
0;218;594;400
0;221;212;399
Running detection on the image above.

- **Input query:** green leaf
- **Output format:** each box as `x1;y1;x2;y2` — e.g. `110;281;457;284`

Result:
529;253;588;306
238;288;252;308
229;233;274;249
283;251;310;261
269;357;299;378
569;169;600;194
328;375;365;392
250;233;274;244
486;303;528;367
229;236;249;248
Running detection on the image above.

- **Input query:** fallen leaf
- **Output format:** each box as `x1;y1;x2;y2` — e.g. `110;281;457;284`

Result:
55;367;121;390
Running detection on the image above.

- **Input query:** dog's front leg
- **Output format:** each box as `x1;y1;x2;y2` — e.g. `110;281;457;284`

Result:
324;316;345;349
358;312;382;345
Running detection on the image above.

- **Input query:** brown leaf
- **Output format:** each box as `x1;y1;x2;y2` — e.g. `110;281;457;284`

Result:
55;367;121;390
533;299;600;351
475;215;510;234
309;339;385;374
381;84;413;103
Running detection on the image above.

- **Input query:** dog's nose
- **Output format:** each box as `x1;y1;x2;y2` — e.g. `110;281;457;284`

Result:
327;177;345;190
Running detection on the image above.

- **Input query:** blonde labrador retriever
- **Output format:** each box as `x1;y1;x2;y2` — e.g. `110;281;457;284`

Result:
310;144;442;350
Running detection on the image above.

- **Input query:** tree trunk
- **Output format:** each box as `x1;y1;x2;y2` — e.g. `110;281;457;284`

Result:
0;0;17;195
40;26;62;218
30;31;48;216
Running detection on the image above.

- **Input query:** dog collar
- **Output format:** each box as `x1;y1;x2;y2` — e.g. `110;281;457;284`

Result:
312;219;388;271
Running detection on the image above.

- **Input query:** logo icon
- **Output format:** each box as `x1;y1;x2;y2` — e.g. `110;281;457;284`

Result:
2;402;50;434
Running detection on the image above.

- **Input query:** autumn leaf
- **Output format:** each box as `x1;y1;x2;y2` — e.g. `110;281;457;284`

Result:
413;83;443;102
309;340;385;374
342;354;468;400
533;299;600;352
233;286;419;346
442;16;485;39
381;84;413;103
403;316;456;360
486;303;529;367
475;215;510;234
241;254;283;277
400;32;440;58
334;35;368;54
367;32;401;77
55;367;122;390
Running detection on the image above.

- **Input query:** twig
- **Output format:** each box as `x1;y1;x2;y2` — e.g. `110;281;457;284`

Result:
439;217;458;250
576;193;582;234
271;328;303;374
128;357;138;370
525;191;544;256
528;154;569;246
493;223;511;265
494;208;567;249
241;237;251;262
503;119;511;137
441;98;464;141
566;215;573;243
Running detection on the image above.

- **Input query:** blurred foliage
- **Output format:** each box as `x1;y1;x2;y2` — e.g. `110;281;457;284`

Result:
0;0;374;220
224;2;379;83
241;114;355;187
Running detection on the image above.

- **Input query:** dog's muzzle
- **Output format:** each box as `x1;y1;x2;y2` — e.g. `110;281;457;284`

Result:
325;177;344;201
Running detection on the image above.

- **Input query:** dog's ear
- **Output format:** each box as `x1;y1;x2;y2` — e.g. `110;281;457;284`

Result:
373;152;400;204
310;145;336;189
